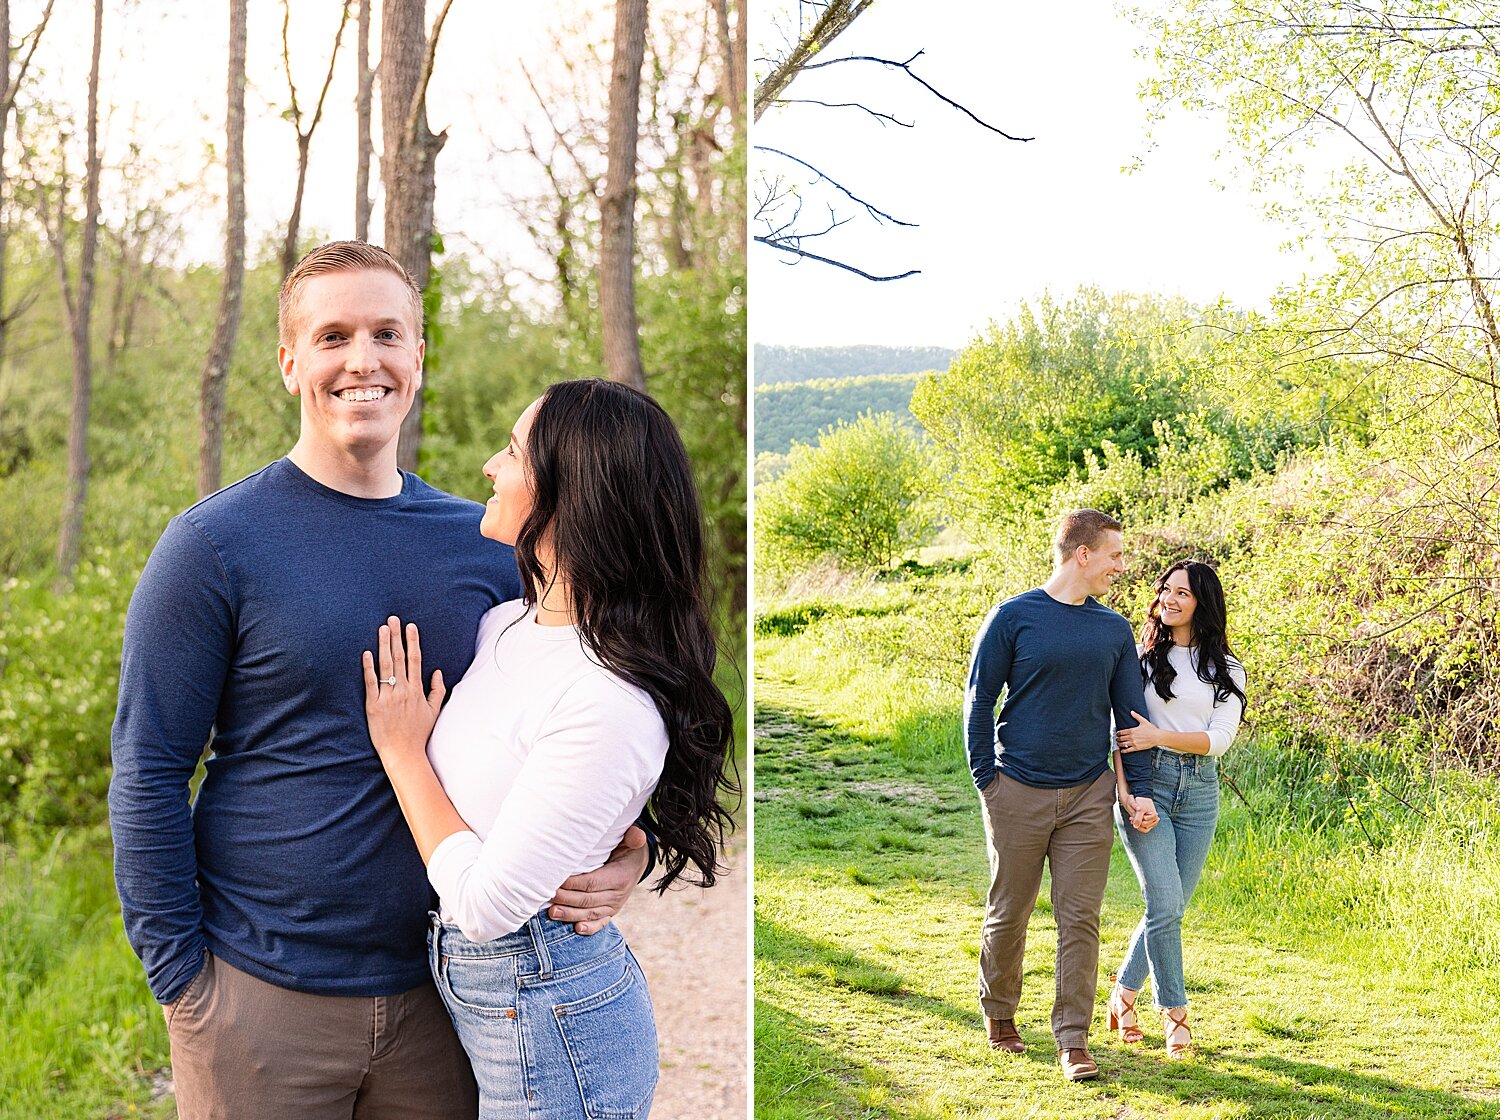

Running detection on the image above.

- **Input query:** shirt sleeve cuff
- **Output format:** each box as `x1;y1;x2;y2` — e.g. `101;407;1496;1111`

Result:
426;830;484;907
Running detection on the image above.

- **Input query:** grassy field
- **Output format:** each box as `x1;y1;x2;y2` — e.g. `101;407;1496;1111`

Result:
753;577;1500;1120
0;831;175;1120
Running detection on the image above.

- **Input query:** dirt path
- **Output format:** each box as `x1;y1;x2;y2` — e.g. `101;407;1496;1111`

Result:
615;841;747;1120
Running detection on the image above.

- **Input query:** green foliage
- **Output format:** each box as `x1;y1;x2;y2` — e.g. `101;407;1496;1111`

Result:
754;372;923;456
752;343;954;385
912;289;1200;531
1057;410;1313;521
0;557;134;830
1157;440;1500;768
639;264;748;622
1133;2;1500;637
756;412;938;573
910;287;1352;541
754;599;840;638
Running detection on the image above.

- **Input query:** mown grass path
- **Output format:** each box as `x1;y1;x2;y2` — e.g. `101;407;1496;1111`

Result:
754;672;1500;1120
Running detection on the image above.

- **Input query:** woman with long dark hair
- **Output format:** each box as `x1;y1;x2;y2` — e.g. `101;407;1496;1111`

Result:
361;379;736;1118
1106;559;1246;1059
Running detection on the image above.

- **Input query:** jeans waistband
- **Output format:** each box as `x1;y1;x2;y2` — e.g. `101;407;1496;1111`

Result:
1151;749;1214;774
428;911;575;975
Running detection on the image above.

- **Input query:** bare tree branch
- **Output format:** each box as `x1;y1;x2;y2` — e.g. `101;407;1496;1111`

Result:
754;0;874;122
755;234;919;281
402;0;455;150
772;98;914;127
800;50;1034;141
756;146;915;226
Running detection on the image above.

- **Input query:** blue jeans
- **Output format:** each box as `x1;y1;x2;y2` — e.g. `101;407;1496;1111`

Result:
428;912;658;1120
1113;751;1220;1009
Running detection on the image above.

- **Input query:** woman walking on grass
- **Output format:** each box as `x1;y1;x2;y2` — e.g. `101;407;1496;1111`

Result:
1107;559;1247;1059
362;378;736;1119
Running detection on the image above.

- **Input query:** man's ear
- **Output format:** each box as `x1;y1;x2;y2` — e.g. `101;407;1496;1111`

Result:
413;339;425;391
278;345;300;396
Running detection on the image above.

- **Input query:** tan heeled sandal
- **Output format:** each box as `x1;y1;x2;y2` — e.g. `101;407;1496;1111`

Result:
1105;977;1144;1044
1161;1006;1193;1058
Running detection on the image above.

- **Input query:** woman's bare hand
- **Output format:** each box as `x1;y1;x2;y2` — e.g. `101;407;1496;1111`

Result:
1116;710;1163;753
362;616;446;763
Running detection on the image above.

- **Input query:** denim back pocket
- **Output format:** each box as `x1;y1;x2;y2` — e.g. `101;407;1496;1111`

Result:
552;954;658;1119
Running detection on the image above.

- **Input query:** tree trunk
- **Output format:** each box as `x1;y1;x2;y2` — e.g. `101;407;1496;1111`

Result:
600;0;648;393
55;0;104;584
0;0;54;377
0;0;11;377
382;0;451;472
280;0;349;278
716;0;746;256
355;0;373;240
197;0;248;499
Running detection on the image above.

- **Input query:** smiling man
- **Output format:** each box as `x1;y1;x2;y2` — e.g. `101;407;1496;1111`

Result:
108;242;647;1120
963;508;1158;1082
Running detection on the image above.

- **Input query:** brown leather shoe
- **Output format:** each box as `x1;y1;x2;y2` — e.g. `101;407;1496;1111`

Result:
985;1017;1025;1053
1059;1047;1099;1081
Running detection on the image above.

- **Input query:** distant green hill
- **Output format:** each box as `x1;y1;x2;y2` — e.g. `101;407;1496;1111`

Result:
754;344;955;385
755;372;927;454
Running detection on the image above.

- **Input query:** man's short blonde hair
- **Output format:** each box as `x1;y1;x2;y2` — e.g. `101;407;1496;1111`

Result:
278;241;423;346
1054;508;1123;563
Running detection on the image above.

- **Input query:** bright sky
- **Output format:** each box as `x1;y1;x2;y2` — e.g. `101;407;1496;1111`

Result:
750;0;1324;349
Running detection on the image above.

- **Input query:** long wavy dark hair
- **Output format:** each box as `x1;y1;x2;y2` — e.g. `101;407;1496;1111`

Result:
512;378;737;891
1139;559;1247;719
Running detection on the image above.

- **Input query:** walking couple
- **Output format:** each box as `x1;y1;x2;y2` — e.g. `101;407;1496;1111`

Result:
109;241;736;1119
965;508;1247;1080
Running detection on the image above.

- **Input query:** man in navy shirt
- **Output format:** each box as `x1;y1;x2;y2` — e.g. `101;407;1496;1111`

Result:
963;509;1158;1082
109;242;648;1119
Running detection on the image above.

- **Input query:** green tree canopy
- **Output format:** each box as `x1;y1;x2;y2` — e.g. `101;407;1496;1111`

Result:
756;411;937;572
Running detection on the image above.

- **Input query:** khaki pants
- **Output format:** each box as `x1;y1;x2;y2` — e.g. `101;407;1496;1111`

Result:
164;953;478;1120
978;767;1115;1050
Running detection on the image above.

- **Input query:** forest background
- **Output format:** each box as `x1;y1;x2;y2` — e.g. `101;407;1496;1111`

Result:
0;1;746;1116
753;2;1500;1117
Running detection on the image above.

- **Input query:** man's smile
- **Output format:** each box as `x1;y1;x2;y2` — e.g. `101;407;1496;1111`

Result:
335;387;390;403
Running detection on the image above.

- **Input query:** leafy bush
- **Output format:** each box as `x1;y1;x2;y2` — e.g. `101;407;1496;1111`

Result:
754;600;841;638
910;288;1353;541
0;554;135;829
756;412;938;573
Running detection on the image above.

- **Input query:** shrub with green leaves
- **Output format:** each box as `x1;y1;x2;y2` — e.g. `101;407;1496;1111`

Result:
0;554;135;830
756;412;938;573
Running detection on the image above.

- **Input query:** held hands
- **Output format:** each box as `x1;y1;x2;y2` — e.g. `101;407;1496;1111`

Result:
1120;792;1159;833
362;616;445;763
549;824;650;935
1115;710;1162;754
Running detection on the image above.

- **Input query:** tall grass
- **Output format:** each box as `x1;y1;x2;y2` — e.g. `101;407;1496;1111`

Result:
0;830;172;1120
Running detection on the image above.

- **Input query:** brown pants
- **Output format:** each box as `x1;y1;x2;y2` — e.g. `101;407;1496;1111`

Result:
164;953;478;1120
978;767;1115;1049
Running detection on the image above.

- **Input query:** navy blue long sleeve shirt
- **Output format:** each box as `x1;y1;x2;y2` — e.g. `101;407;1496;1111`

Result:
963;588;1153;800
108;459;520;1003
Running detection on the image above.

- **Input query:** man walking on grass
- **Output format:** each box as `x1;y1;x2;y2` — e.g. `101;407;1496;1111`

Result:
963;508;1158;1082
109;241;647;1120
